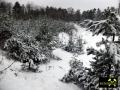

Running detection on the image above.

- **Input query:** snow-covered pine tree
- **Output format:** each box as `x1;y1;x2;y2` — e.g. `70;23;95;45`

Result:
87;11;120;42
62;45;119;89
88;49;114;77
61;57;85;83
76;48;116;89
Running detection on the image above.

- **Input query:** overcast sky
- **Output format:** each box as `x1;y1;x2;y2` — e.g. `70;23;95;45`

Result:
6;0;119;11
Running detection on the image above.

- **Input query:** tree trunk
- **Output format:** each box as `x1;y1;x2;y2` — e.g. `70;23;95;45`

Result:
112;34;115;42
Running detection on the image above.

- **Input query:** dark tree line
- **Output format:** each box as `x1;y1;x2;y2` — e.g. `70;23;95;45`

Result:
0;0;117;21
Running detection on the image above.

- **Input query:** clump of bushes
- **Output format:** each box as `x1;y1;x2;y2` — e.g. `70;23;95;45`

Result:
10;17;75;57
4;36;49;72
62;47;120;90
61;57;98;89
65;36;83;54
61;57;85;83
35;18;75;44
2;16;76;71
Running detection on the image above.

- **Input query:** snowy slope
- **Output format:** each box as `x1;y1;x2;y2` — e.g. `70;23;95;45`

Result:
0;49;80;90
0;24;105;90
74;24;105;68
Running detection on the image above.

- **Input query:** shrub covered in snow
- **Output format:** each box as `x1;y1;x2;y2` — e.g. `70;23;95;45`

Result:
1;15;76;71
35;18;75;44
61;57;99;89
62;46;120;89
65;36;83;54
61;57;85;83
4;36;49;71
10;17;75;59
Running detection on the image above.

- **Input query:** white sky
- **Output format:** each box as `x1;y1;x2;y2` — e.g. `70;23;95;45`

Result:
6;0;119;11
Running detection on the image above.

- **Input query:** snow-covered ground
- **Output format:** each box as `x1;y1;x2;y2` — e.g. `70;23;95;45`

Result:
0;49;80;90
0;24;105;90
